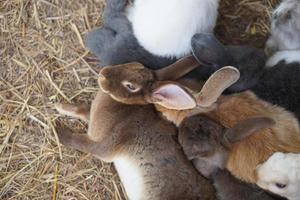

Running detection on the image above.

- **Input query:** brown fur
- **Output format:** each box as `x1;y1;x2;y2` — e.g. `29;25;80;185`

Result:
178;115;286;200
96;62;300;184
56;84;216;199
209;92;300;183
156;91;300;183
98;60;200;106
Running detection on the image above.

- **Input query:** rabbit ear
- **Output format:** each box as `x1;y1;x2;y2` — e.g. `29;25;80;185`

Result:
151;83;196;110
154;55;200;81
222;117;276;147
196;66;240;107
191;33;233;68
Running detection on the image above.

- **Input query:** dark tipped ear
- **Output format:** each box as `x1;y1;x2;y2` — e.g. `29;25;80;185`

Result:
154;55;200;81
150;83;196;110
196;66;240;107
223;117;276;146
191;33;233;68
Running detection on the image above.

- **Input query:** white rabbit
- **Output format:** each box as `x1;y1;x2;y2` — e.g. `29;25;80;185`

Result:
256;152;300;200
126;0;220;58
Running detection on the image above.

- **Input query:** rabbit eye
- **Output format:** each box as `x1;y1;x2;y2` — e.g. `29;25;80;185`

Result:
122;81;141;93
275;183;287;189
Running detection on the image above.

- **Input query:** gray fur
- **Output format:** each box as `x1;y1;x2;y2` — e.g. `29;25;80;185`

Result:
191;33;300;119
84;0;176;69
266;0;300;55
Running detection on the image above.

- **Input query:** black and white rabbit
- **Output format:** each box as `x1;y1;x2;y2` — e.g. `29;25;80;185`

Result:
188;0;300;117
191;33;300;120
126;0;220;58
85;0;220;68
85;0;176;69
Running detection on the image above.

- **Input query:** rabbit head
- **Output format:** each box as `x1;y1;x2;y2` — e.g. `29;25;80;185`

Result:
98;55;201;109
99;62;155;105
256;152;300;200
179;115;276;178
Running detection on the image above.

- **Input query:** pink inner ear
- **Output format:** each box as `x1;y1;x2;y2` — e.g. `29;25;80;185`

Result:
152;84;196;110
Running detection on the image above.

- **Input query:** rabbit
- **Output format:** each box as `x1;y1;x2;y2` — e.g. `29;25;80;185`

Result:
265;0;300;67
126;0;220;58
265;0;300;58
256;152;300;200
85;0;219;69
179;114;287;200
96;58;300;184
55;57;216;200
84;0;176;69
190;33;300;120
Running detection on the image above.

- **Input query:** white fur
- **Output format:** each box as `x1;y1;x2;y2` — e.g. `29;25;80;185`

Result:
266;50;300;67
114;157;144;200
265;0;300;53
127;0;219;58
256;152;300;200
274;0;298;16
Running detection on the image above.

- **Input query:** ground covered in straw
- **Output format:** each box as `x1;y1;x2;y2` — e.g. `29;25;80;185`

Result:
0;0;279;199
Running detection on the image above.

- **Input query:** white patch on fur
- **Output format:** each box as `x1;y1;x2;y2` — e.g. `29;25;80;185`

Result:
114;157;144;200
256;152;300;200
265;0;300;52
127;0;219;58
266;50;300;67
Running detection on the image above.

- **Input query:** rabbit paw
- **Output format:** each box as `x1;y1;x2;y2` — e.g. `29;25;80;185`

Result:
54;123;74;147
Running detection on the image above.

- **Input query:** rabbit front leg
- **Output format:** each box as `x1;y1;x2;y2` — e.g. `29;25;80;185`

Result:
55;125;115;161
55;103;90;122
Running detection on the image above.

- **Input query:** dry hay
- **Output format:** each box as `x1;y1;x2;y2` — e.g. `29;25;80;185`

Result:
0;0;280;199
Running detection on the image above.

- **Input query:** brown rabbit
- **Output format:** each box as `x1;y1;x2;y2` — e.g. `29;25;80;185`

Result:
55;56;217;200
97;62;300;184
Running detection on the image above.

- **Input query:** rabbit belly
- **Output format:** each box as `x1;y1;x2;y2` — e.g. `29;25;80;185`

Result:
127;0;218;58
114;157;144;200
